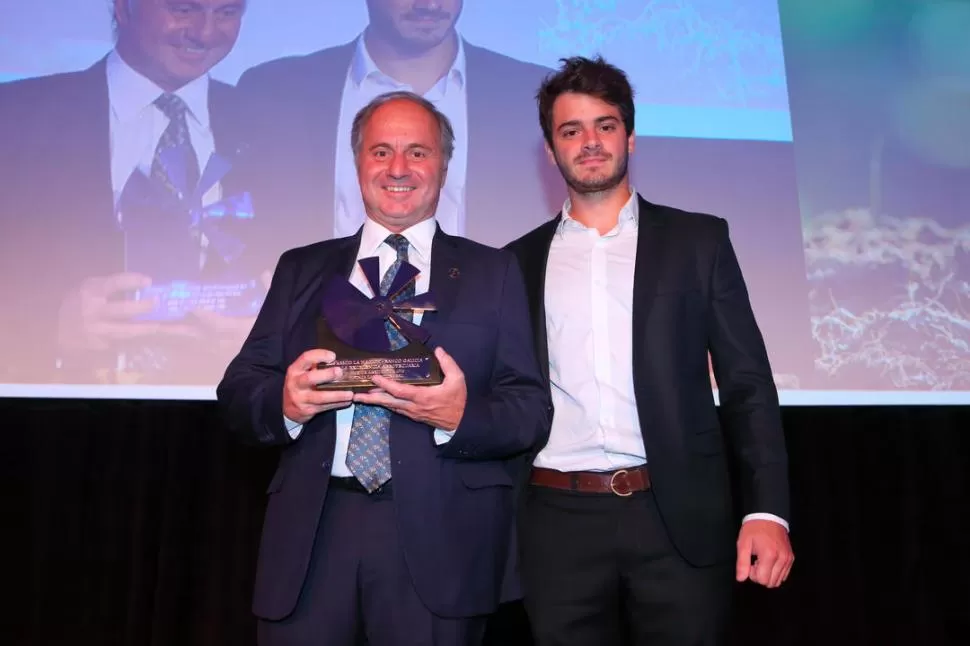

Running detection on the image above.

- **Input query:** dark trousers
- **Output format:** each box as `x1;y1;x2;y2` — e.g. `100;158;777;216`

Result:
521;486;733;646
258;481;487;646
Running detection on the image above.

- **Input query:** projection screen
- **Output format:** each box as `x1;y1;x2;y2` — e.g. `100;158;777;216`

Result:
0;0;967;405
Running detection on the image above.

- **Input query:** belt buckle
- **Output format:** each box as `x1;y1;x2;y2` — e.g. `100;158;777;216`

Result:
609;469;633;497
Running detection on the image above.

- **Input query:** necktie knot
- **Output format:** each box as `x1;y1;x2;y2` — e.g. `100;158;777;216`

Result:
154;93;190;122
385;234;410;262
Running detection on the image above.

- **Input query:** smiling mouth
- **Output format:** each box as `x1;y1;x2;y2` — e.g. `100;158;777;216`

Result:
176;45;209;57
405;12;449;23
384;186;415;193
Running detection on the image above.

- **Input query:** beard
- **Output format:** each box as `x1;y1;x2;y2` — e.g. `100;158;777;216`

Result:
556;148;629;196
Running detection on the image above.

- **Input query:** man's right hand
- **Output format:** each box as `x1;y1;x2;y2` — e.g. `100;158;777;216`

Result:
57;273;196;352
282;349;354;424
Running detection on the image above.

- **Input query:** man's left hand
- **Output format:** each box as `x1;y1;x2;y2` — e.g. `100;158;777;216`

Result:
735;520;794;588
353;346;466;430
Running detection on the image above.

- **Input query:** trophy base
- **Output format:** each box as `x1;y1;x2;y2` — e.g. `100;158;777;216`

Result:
314;318;442;392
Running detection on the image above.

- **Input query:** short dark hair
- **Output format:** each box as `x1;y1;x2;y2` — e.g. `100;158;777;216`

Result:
351;91;455;167
536;56;636;145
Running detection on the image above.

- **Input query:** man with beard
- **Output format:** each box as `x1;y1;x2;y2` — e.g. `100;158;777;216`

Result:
504;56;795;645
0;0;253;386
232;0;558;252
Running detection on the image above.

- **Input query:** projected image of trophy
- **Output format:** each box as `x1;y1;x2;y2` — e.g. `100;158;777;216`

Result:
316;257;441;392
116;145;264;322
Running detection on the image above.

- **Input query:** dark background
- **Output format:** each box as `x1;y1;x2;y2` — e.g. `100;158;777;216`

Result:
6;400;969;645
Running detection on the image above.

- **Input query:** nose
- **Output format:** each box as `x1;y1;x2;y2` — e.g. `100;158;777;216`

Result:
581;129;602;152
387;152;409;179
185;12;218;44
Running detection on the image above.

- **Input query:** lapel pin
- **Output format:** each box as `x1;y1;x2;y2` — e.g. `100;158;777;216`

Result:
449;267;460;279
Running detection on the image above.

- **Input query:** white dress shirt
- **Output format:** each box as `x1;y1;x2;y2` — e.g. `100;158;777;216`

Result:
285;217;454;476
106;49;220;209
535;190;643;472
332;34;468;240
536;190;788;530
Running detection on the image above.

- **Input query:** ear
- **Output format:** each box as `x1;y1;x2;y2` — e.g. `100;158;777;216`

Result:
544;140;557;166
114;0;132;27
628;130;636;155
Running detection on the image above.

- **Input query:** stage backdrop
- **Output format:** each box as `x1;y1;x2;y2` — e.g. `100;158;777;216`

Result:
0;0;967;405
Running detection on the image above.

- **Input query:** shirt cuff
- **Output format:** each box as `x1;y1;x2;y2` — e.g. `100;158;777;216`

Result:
433;428;455;445
742;513;789;532
283;415;303;440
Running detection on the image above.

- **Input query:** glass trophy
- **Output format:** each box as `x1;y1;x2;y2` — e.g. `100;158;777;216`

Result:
315;256;442;391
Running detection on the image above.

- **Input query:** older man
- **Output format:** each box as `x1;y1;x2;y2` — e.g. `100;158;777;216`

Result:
0;0;249;385
217;91;551;646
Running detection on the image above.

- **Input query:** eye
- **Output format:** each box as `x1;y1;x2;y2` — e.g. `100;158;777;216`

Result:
561;129;578;138
168;4;194;16
600;123;616;132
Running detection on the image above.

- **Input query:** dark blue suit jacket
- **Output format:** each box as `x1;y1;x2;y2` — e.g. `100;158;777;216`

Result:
216;225;552;620
506;195;791;567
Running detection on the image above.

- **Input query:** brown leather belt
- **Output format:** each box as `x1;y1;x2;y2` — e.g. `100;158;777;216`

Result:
530;466;651;497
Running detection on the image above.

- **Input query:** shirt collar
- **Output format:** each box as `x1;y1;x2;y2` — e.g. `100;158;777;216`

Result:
558;188;640;236
359;215;437;264
350;31;466;91
106;49;210;128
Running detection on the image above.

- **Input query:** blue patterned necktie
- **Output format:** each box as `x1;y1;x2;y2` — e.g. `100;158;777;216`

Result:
152;93;201;198
346;234;415;492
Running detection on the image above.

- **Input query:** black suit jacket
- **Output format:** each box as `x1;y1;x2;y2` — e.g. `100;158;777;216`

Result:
505;195;790;566
0;57;244;383
231;39;559;253
217;226;551;619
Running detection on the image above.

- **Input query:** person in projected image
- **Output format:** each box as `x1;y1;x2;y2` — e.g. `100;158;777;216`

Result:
218;91;550;646
504;57;795;645
232;0;559;252
0;0;256;385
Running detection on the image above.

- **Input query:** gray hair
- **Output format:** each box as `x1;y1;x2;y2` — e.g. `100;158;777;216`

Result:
351;91;455;167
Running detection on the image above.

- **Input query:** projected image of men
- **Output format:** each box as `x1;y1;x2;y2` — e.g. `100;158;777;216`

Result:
233;0;556;251
0;0;250;385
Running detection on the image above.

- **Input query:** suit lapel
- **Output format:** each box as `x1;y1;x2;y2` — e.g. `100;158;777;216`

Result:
309;45;355;230
208;80;241;162
64;58;119;272
422;226;462;337
630;196;669;389
463;43;489;244
527;219;560;385
87;59;114;214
